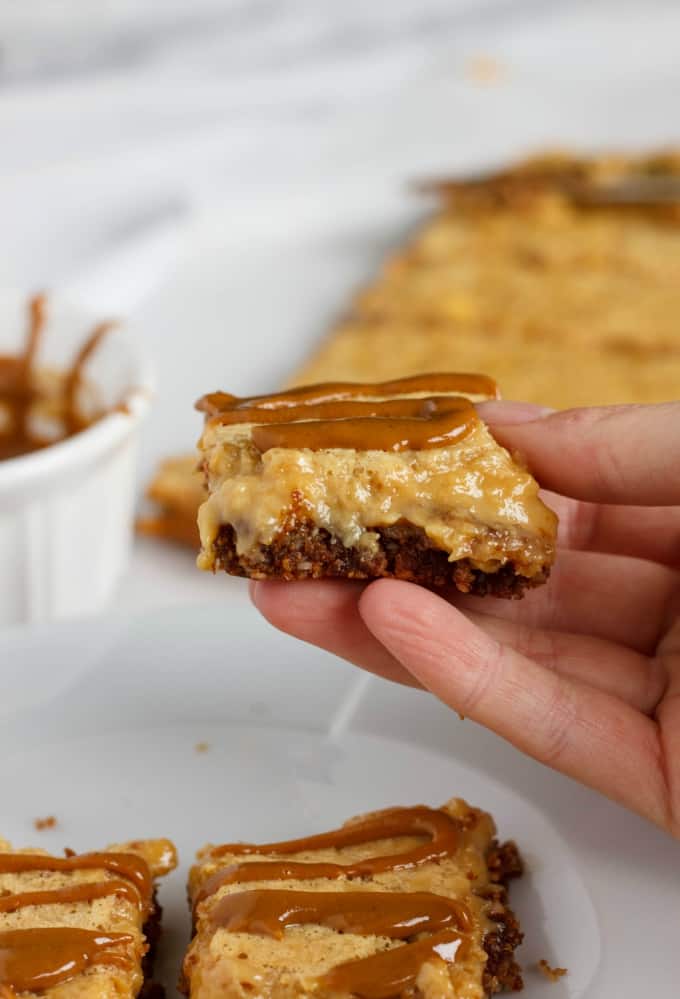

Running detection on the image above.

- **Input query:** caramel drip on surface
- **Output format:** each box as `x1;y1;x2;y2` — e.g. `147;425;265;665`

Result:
0;928;134;992
196;373;498;453
199;807;459;904
210;889;471;939
0;295;117;461
0;880;142;915
0;853;151;909
318;929;468;999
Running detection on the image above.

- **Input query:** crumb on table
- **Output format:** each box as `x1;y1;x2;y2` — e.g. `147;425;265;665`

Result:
194;742;211;754
537;959;568;982
33;816;57;831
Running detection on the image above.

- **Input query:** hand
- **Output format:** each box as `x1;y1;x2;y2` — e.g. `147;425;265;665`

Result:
250;402;680;838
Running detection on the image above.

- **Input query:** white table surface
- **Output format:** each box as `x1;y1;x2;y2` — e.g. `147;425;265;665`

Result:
0;0;678;618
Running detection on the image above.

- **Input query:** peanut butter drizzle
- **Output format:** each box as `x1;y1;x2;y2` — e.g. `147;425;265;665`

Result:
0;294;116;461
198;807;459;904
197;808;473;997
0;928;134;992
210;889;471;939
0;880;142;915
318;929;469;999
196;373;498;454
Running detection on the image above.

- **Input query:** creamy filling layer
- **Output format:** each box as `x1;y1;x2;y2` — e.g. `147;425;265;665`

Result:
197;421;556;575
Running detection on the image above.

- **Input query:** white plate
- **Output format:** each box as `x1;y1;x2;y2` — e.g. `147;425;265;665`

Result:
2;597;678;997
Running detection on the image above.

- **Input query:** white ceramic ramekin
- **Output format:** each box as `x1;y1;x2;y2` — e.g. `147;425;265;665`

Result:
0;290;153;627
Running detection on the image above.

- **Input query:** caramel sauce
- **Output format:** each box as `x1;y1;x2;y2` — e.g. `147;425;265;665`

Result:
196;373;498;454
318;929;469;999
0;850;153;992
197;807;475;998
210;889;471;939
198;806;459;904
0;853;151;906
0;294;116;461
0;928;134;992
0;880;142;915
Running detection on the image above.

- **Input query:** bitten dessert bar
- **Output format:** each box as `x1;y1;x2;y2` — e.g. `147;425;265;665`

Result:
195;373;557;596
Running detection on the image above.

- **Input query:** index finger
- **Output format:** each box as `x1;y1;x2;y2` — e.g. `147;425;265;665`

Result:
479;401;680;506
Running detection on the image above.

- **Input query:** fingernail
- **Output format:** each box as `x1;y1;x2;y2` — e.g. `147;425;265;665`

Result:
476;400;556;424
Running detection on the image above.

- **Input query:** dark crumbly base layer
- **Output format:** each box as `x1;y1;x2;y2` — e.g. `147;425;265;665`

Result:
482;840;524;994
212;521;549;598
139;894;166;999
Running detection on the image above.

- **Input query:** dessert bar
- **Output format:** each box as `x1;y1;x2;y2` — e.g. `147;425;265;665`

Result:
0;836;177;998
196;374;557;596
183;799;523;999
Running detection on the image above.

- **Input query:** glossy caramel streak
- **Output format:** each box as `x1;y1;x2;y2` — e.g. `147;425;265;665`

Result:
197;372;498;418
0;928;134;992
210;889;471;940
0;854;152;905
318;929;468;999
251;397;476;453
0;880;142;915
198;807;459;905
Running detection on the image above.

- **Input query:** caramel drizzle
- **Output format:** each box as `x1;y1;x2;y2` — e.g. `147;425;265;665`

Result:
196;373;498;454
0;294;116;461
0;851;152;992
197;807;473;998
0;880;142;915
0;853;151;904
198;806;459;904
319;929;468;999
0;928;134;993
210;889;471;939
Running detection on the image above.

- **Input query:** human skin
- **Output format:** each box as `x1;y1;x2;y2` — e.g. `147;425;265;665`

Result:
250;401;680;839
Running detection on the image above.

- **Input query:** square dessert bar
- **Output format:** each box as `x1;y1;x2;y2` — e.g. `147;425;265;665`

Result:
0;836;177;999
183;798;523;999
195;374;557;597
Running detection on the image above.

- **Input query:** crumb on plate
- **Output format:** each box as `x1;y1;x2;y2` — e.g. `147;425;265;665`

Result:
33;815;57;831
537;958;568;981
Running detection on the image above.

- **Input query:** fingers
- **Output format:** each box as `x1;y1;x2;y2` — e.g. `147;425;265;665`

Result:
452;548;678;654
544;491;680;568
479;400;680;506
251;578;665;713
359;580;669;830
250;580;419;687
465;611;666;714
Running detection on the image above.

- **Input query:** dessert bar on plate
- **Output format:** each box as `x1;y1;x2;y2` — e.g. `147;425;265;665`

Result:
183;798;523;999
195;373;557;596
0;836;177;998
293;150;680;407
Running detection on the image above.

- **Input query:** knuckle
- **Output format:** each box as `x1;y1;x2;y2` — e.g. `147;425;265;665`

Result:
538;678;578;767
